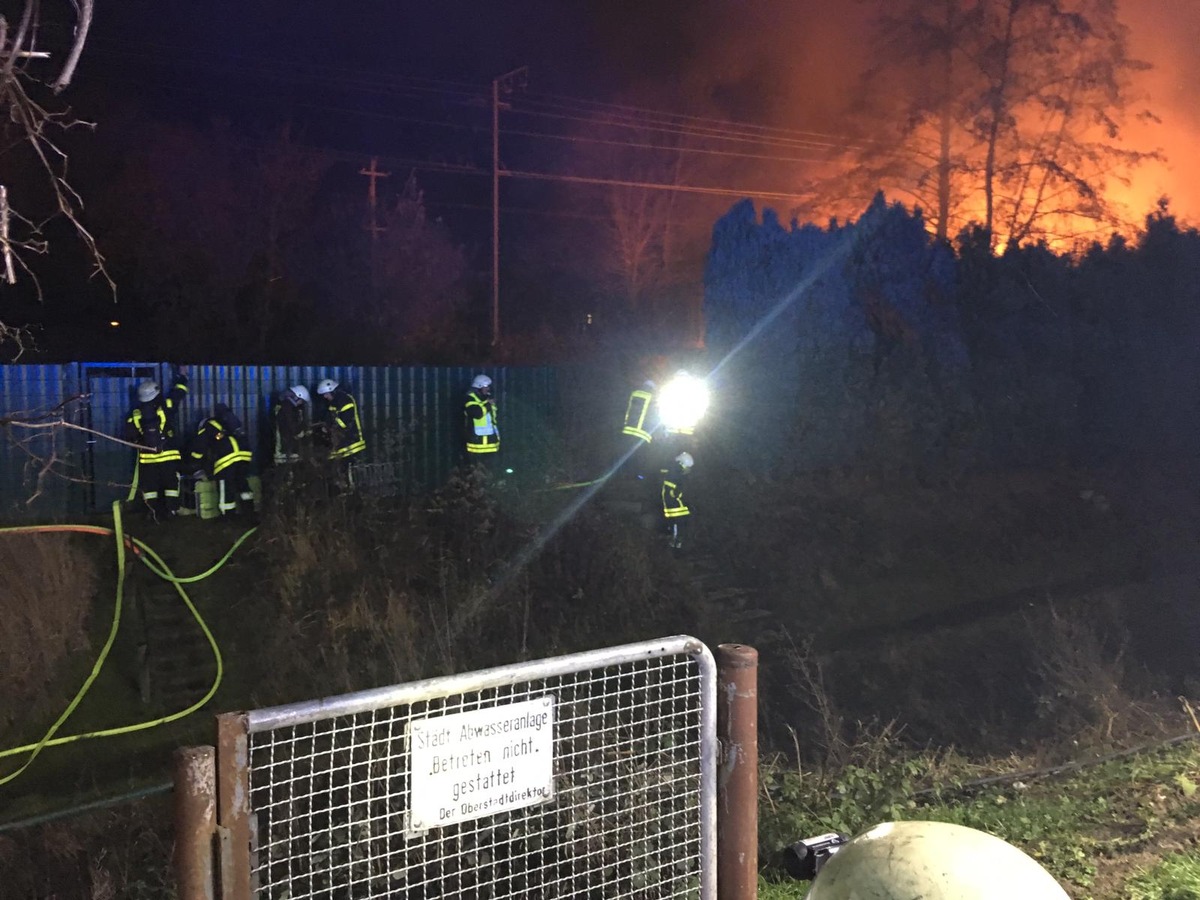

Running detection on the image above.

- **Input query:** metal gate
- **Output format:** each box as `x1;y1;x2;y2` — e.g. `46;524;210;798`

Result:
212;636;717;899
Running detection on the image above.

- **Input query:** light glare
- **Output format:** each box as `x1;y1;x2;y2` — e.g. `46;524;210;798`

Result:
658;373;709;430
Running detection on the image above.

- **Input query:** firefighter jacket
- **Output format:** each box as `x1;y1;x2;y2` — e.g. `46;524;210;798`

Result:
464;389;499;454
622;386;656;443
190;412;253;477
322;387;366;460
273;396;310;463
126;376;189;464
661;464;690;519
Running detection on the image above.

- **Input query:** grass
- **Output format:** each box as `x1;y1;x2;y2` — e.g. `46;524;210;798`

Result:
1126;852;1200;900
758;737;1200;899
2;460;1198;896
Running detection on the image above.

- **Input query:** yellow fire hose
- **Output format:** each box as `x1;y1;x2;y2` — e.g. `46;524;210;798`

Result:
0;501;255;786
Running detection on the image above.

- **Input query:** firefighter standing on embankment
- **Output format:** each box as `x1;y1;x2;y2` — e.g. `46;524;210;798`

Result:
464;374;500;464
662;450;693;553
126;368;189;521
316;378;366;489
188;403;255;516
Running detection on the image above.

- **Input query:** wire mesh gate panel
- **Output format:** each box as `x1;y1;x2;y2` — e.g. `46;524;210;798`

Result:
238;636;717;899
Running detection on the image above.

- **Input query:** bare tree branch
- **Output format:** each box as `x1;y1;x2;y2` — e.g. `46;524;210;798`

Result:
52;0;93;92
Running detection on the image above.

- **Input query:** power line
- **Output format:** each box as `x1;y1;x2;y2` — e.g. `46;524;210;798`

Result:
90;72;876;173
499;125;845;166
506;101;859;154
523;88;870;146
501;169;807;202
514;95;865;153
85;39;873;153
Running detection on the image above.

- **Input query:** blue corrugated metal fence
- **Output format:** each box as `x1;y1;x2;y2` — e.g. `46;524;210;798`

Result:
0;363;559;521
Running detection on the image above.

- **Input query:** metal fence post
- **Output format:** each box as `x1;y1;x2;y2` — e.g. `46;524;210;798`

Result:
716;643;758;900
174;745;217;900
216;713;252;900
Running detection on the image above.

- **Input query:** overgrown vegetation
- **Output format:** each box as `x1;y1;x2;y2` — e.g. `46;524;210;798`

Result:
0;534;97;737
252;463;689;706
0;795;172;899
759;726;1200;898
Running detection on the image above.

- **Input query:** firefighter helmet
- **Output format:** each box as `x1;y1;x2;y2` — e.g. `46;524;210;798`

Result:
471;374;493;390
289;385;311;404
316;378;338;396
805;821;1069;900
675;451;694;470
136;380;160;403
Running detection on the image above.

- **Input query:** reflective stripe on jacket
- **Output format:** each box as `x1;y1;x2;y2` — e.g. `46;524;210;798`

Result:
662;477;690;518
190;417;253;475
326;389;366;459
622;388;654;443
465;390;499;454
127;378;188;464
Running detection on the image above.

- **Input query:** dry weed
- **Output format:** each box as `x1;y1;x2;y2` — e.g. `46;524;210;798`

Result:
0;534;96;734
1028;595;1166;746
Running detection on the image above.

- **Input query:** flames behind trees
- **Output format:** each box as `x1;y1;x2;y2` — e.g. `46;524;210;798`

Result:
800;0;1159;249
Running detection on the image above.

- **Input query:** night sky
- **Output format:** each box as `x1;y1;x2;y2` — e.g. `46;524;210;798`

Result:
80;0;1200;225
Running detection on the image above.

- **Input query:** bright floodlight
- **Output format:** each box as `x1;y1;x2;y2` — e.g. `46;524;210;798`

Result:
658;372;709;431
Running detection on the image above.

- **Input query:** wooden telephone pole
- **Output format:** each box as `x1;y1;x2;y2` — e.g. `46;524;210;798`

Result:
360;156;390;288
491;67;527;349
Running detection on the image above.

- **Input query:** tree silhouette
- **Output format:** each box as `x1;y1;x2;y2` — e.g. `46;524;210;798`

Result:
821;0;1155;250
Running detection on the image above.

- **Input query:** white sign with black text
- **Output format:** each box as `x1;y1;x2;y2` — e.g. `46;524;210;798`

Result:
407;695;555;833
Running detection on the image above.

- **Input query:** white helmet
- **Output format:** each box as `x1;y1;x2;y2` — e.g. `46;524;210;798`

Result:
675;451;694;470
289;385;311;404
136;380;160;403
805;821;1069;900
316;378;338;396
471;374;492;390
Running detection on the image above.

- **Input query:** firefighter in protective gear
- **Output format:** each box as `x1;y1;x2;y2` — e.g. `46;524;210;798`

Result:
464;374;499;457
662;450;693;551
273;385;312;465
622;380;657;445
316;378;365;487
189;404;255;516
803;821;1069;900
126;370;189;519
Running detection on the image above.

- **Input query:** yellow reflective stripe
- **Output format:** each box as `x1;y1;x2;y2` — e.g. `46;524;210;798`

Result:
467;444;500;454
330;439;366;459
664;507;691;517
138;450;181;463
212;451;253;475
622;426;652;442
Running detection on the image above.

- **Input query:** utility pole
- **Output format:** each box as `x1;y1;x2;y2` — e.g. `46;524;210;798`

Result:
360;156;390;289
492;67;527;349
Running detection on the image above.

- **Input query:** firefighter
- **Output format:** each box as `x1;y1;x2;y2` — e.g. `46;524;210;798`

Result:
126;370;189;520
464;374;500;460
316;378;365;488
622;379;657;447
189;403;254;516
661;450;693;552
273;384;312;465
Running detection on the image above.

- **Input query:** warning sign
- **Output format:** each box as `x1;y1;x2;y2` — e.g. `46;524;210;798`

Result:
407;695;555;833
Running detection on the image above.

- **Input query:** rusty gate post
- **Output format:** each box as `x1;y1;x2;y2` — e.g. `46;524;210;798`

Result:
174;745;217;900
216;713;253;900
716;643;758;900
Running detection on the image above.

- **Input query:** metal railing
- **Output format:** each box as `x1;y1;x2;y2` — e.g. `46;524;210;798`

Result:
207;636;719;899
